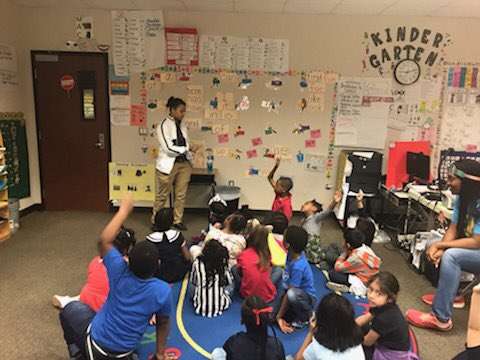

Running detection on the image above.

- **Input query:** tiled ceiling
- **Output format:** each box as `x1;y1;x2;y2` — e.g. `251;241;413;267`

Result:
9;0;480;18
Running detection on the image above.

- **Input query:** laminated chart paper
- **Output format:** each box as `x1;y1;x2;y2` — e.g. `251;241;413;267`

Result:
112;10;165;76
109;163;155;201
165;28;198;66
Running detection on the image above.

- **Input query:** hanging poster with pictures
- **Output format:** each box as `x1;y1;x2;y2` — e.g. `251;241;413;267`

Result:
109;163;155;201
304;154;326;173
165;28;199;66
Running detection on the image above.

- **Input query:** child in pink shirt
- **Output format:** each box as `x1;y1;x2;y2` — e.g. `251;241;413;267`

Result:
51;227;136;312
268;157;293;220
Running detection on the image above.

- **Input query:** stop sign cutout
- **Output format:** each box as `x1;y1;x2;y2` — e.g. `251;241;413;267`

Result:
60;75;75;91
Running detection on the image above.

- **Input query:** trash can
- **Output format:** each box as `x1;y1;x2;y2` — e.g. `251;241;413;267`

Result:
214;185;241;214
8;199;20;234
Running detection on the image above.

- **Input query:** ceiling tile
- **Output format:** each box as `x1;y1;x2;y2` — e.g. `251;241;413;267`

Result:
234;0;285;13
382;0;453;16
82;0;137;10
183;0;234;12
283;0;340;14
431;0;480;17
333;0;398;15
131;0;186;10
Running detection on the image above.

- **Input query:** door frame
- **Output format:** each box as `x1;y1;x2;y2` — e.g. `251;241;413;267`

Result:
31;50;112;211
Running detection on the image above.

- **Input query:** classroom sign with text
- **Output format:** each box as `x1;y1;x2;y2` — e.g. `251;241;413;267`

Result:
363;26;452;75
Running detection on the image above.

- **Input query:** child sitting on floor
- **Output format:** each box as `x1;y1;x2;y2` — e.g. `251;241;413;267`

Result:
327;229;381;296
211;295;286;360
263;211;289;267
268;157;293;220
51;226;136;312
235;225;283;304
277;226;316;333
301;190;342;264
147;207;191;283
356;272;418;360
190;213;246;268
295;293;365;360
189;239;234;317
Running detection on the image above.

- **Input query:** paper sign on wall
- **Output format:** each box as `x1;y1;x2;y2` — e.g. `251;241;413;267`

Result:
214;147;230;157
304;154;326;172
76;16;94;39
310;129;321;139
186;85;204;113
160;72;177;83
211;123;229;134
130;104;146;126
305;139;316;148
109;163;155;201
246;149;258;158
218;134;229;143
183;118;202;128
219;72;238;83
251;137;263;146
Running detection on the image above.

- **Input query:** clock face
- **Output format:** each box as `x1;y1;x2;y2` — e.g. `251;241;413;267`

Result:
394;59;421;85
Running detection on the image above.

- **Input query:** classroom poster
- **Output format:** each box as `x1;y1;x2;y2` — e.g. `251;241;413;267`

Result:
165;28;199;66
76;16;94;39
109;163;155;201
199;35;289;72
335;77;391;149
0;44;18;91
304;154;326;172
111;10;166;76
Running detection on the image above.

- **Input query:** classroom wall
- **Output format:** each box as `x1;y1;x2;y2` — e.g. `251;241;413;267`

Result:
7;5;480;210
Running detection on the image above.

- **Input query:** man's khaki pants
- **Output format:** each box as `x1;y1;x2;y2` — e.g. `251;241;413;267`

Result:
153;161;192;224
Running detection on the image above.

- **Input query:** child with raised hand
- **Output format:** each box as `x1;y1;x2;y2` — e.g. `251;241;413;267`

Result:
211;295;286;360
277;226;316;333
190;212;247;268
147;207;190;283
356;272;417;360
235;225;283;304
189;239;234;317
295;293;365;360
52;226;136;312
59;194;173;360
301;190;342;264
327;229;381;295
268;157;293;220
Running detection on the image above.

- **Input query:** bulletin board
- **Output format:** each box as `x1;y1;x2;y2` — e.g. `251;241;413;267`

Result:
0;113;30;199
108;67;339;209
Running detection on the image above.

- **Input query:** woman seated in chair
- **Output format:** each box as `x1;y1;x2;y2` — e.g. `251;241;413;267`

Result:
406;160;480;331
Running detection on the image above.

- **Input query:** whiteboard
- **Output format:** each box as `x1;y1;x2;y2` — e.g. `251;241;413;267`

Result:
335;77;391;149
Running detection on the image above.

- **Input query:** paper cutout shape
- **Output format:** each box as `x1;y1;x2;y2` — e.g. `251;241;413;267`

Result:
212;76;220;87
238;75;252;89
219;72;238;83
307;71;325;83
149;146;159;159
305;139;316;148
298;97;307;111
218;134;229;143
177;71;191;82
214;147;229;157
160;72;176;83
222;110;238;121
261;99;282;113
263;147;275;158
236;96;250;111
147;99;158;109
265;123;277;135
246;149;258;159
234;124;245;137
304;154;326;172
466;144;478;153
292;124;310;134
211;123;229;134
248;166;261;176
299;76;308;91
251;137;263;146
296;151;304;163
183;118;202;129
265;77;283;91
310;129;321;139
230;149;242;160
209;97;218;109
216;92;235;111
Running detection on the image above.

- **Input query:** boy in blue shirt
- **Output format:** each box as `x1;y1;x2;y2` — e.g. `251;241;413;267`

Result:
276;226;316;333
59;195;173;360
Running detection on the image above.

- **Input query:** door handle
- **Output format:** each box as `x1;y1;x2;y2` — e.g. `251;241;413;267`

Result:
95;133;105;150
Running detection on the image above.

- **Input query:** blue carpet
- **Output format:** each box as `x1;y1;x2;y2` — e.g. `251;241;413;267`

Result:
137;266;369;360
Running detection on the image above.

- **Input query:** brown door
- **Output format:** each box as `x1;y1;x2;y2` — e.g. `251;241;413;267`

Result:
32;51;110;211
